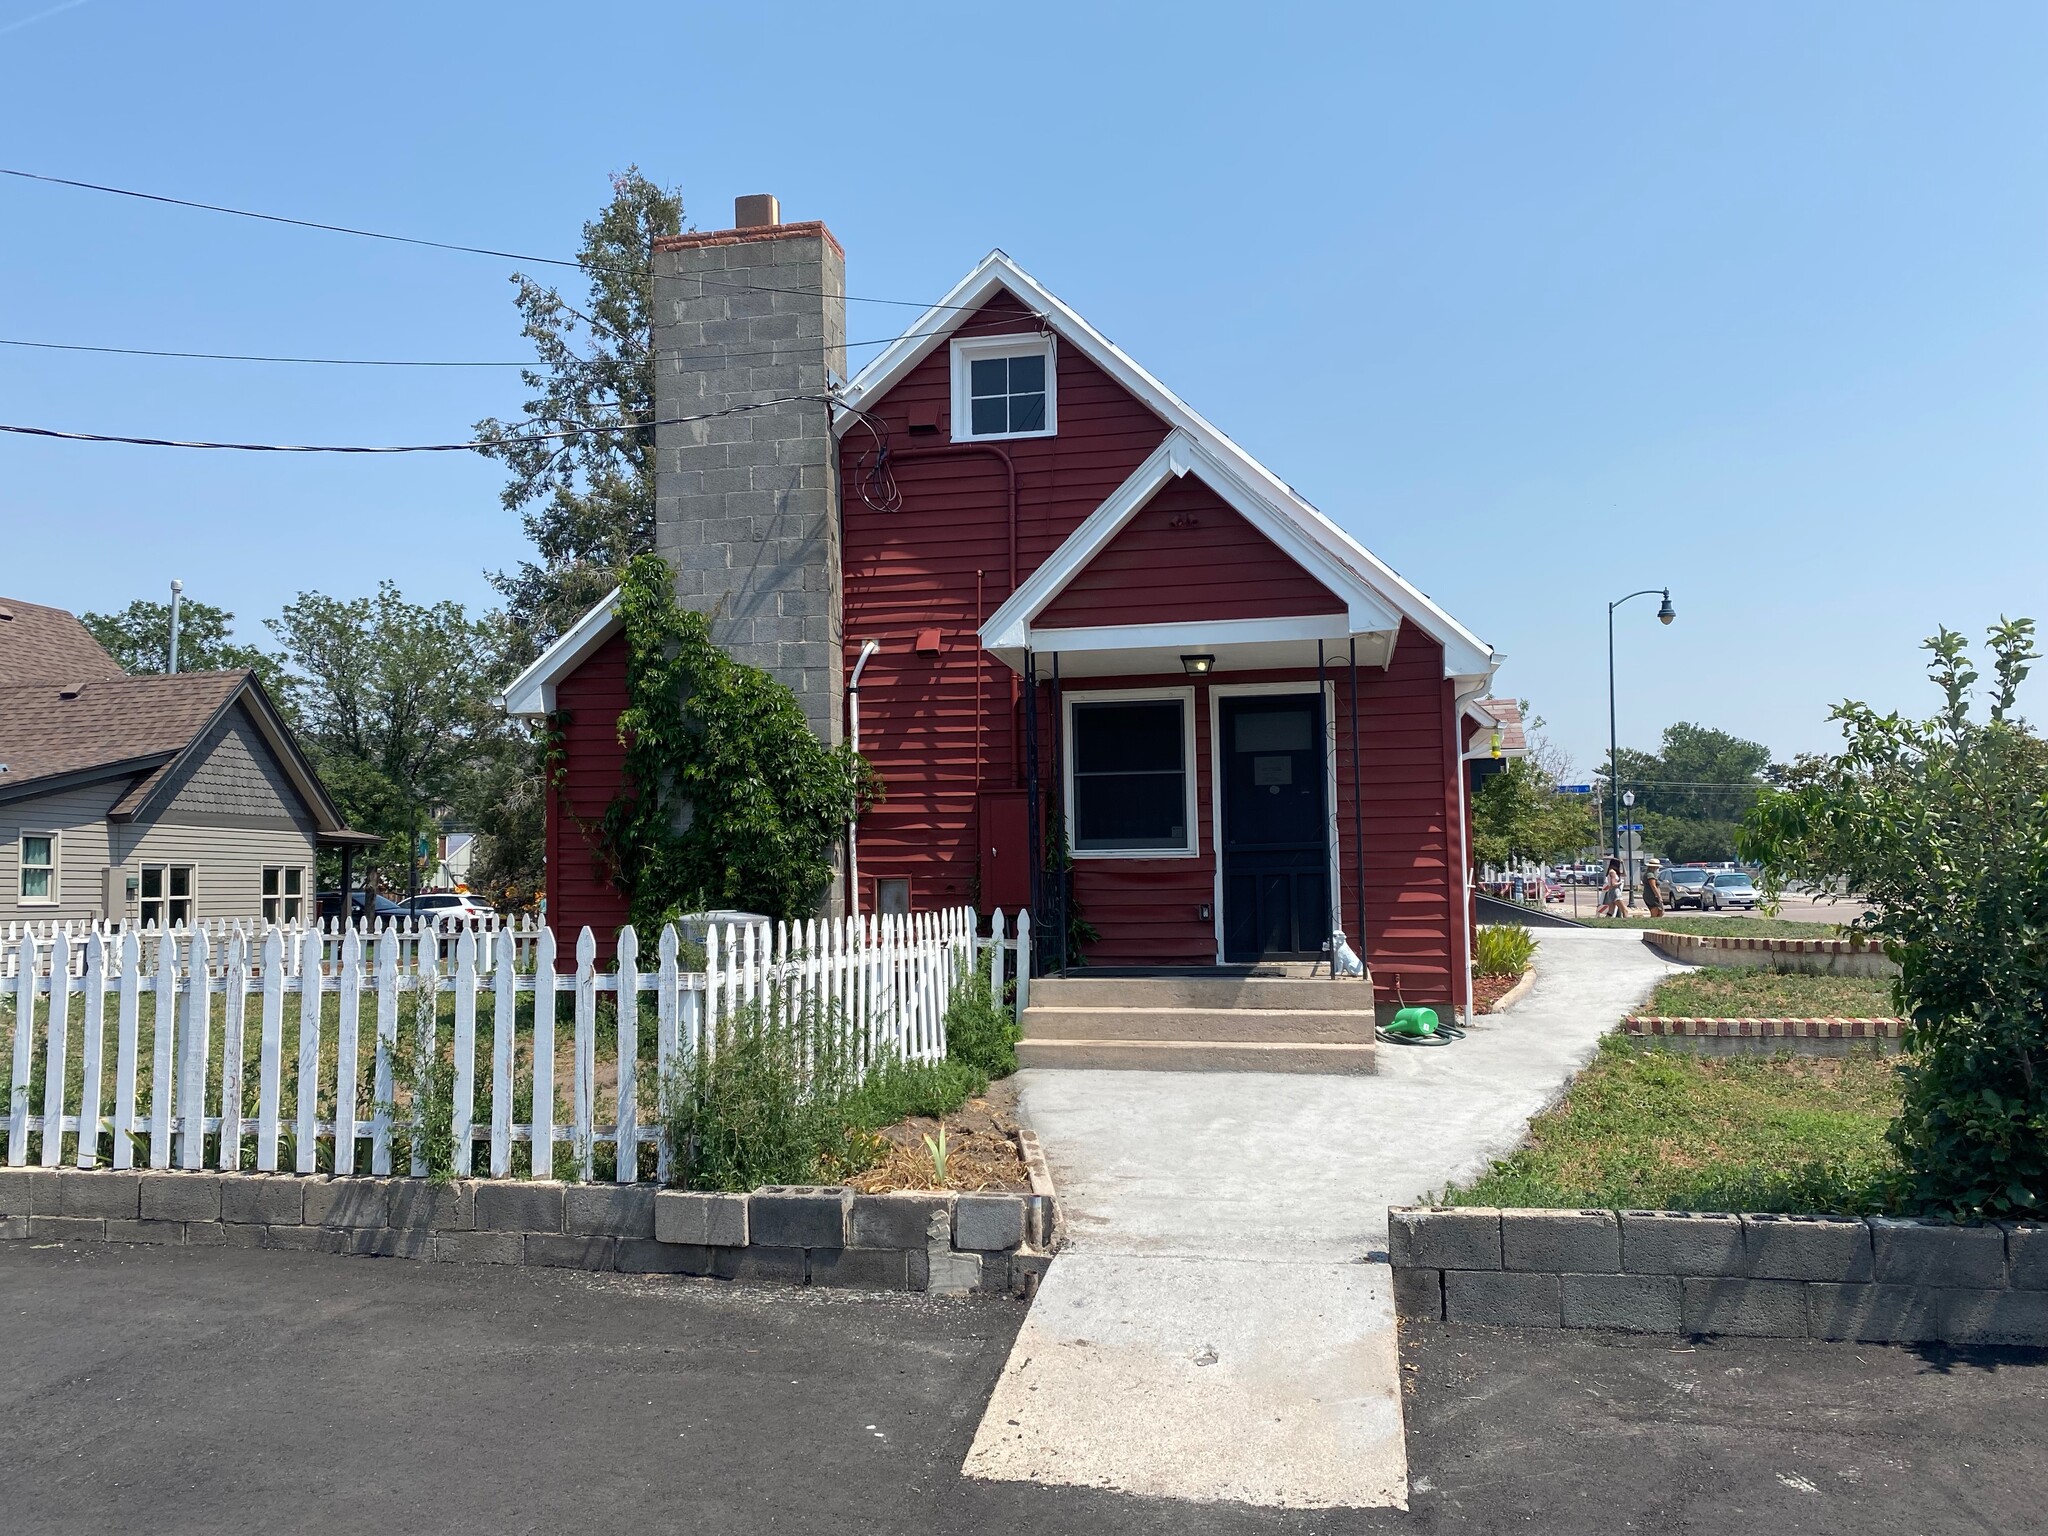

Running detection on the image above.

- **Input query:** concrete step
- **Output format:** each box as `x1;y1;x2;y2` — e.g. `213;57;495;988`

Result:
1028;976;1372;1010
1015;1037;1377;1074
1020;1006;1376;1044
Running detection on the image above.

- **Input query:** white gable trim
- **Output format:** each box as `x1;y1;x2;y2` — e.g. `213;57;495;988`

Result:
980;431;1402;651
839;249;1493;679
499;588;623;717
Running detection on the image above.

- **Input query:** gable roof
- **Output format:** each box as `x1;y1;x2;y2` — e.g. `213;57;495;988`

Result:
837;251;1495;680
498;587;624;717
0;668;355;835
0;596;129;688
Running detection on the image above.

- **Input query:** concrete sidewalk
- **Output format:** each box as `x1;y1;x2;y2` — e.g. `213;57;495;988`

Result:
964;929;1677;1508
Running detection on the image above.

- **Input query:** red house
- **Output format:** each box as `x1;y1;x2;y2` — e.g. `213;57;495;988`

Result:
503;198;1501;1017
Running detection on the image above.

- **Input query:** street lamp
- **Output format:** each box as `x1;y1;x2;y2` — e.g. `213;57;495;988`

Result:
1608;588;1675;890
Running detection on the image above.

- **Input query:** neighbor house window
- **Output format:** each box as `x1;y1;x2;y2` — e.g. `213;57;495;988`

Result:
951;335;1056;441
139;864;194;929
262;865;305;926
18;833;57;904
1066;695;1196;856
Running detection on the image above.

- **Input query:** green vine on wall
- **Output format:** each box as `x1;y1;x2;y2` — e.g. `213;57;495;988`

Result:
597;554;877;929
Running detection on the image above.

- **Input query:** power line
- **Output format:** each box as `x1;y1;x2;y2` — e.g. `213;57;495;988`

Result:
0;333;904;369
0;394;828;454
0;166;1018;314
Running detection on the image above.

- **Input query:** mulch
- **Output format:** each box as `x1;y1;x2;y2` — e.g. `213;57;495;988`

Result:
1472;972;1525;1014
845;1074;1034;1193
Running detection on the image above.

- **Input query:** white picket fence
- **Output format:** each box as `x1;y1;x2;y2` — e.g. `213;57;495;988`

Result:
1;914;550;981
1;907;1032;1184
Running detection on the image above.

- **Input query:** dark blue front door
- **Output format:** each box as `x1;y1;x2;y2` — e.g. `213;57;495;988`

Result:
1220;694;1329;962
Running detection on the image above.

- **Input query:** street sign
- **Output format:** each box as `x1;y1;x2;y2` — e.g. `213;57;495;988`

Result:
1556;784;1593;794
1619;823;1644;832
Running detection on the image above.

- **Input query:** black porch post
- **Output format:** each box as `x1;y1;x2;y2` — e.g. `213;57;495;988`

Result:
1349;637;1366;970
339;844;356;927
1050;653;1068;976
1023;650;1040;977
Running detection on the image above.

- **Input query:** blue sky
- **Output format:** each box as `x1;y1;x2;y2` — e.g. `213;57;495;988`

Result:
3;1;2042;773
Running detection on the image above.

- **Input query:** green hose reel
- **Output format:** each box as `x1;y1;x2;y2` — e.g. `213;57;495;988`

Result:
1383;1005;1443;1038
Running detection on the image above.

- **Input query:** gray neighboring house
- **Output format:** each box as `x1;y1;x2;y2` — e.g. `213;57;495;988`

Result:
0;596;372;926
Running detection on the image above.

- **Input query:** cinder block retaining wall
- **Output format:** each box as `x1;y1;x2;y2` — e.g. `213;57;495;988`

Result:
1391;1207;2048;1345
1643;929;1897;978
0;1167;1055;1297
1623;1016;1903;1057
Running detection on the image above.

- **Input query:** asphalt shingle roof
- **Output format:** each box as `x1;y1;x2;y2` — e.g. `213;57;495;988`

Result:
0;671;247;799
0;596;129;688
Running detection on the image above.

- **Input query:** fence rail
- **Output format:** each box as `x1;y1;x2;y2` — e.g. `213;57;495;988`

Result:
1;907;1031;1184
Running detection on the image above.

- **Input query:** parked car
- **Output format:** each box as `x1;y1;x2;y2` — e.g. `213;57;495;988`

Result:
401;891;498;926
316;890;409;924
1656;866;1714;910
1702;870;1761;910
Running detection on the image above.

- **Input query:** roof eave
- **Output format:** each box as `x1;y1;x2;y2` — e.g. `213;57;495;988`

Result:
499;588;624;717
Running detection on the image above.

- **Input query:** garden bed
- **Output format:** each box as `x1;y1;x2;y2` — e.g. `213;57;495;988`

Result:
1472;972;1529;1014
1641;968;1897;1019
1443;1035;1904;1215
1568;914;1843;937
844;1076;1031;1194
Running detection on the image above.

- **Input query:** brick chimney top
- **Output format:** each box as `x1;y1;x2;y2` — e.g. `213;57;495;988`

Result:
734;193;780;228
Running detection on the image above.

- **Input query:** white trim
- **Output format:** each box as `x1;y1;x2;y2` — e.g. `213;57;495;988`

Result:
950;332;1057;442
1205;683;1341;965
1060;687;1201;861
1024;613;1354;656
980;430;1405;651
16;829;58;907
499;587;624;717
839;249;1494;679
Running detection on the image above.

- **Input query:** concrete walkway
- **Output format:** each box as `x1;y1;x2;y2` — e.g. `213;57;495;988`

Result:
963;928;1679;1509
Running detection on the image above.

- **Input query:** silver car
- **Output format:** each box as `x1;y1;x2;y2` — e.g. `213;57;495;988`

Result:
1702;870;1760;910
1657;866;1713;909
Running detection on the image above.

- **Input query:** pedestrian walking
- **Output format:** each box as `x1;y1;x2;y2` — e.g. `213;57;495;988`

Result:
1598;856;1627;917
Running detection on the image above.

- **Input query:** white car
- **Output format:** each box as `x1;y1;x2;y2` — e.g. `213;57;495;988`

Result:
401;892;497;926
1701;871;1761;911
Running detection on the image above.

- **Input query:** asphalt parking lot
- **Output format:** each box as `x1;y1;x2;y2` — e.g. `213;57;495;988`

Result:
2;1242;2040;1534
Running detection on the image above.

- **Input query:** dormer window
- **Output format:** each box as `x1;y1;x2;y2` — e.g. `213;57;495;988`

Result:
951;334;1056;441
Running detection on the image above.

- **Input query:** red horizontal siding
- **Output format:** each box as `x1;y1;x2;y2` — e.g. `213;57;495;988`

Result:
545;631;632;959
1038;475;1343;628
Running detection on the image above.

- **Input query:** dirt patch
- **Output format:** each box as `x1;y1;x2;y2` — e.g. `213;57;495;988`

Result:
845;1075;1032;1193
1472;973;1523;1013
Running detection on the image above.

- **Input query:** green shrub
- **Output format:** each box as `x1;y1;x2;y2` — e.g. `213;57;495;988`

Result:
944;961;1018;1079
1473;924;1537;978
849;1055;986;1128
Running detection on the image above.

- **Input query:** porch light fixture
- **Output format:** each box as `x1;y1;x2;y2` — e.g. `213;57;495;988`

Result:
1180;653;1216;676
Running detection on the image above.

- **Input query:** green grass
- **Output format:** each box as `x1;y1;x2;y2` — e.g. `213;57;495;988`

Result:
1444;1035;1905;1214
1641;969;1899;1019
1568;913;1845;937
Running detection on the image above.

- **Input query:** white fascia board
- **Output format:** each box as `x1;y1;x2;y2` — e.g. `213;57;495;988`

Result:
1027;614;1354;655
498;587;623;717
842;250;1493;679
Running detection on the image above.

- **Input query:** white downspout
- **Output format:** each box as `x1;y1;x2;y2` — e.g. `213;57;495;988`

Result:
1453;660;1504;1026
846;639;881;916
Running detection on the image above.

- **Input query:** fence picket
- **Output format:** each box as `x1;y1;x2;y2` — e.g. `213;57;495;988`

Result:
572;927;596;1182
334;928;363;1176
297;932;326;1173
1014;911;1031;1019
615;925;639;1183
655;924;678;1185
76;934;109;1169
218;929;248;1170
532;925;557;1180
490;926;516;1178
177;929;211;1170
148;932;177;1170
257;929;284;1171
112;932;140;1171
8;933;36;1166
370;930;398;1177
452;927;478;1177
40;931;72;1167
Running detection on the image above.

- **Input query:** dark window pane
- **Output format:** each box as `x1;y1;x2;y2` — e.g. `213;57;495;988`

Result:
1006;352;1045;392
970;357;1008;396
141;867;163;899
1235;709;1312;752
1073;701;1183;773
1074;773;1187;850
971;397;1008;435
170;866;191;897
1008;391;1045;432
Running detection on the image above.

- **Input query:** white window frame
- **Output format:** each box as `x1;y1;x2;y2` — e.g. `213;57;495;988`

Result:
950;332;1057;442
139;862;197;930
1207;681;1343;965
17;831;59;907
261;864;306;926
1061;686;1201;860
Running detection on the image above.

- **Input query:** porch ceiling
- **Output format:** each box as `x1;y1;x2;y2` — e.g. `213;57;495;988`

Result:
987;620;1398;679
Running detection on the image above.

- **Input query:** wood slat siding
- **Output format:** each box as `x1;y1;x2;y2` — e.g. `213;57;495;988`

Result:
1038;475;1345;628
545;631;632;958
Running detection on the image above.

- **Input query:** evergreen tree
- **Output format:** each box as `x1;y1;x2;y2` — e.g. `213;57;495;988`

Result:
475;168;684;658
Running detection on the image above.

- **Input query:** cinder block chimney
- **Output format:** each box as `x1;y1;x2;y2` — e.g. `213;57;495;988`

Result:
652;195;848;746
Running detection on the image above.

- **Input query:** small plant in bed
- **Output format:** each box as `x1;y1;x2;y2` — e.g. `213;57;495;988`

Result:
1474;924;1536;977
1444;1036;1904;1213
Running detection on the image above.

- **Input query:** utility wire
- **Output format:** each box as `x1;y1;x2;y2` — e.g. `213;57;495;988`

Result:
0;333;905;369
0;394;828;454
0;166;1020;314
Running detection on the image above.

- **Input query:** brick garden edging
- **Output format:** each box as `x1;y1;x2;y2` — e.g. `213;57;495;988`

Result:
1642;929;1897;978
1623;1016;1904;1056
1389;1207;2048;1344
0;1166;1057;1298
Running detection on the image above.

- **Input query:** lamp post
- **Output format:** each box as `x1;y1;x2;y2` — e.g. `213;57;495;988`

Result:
1608;587;1675;883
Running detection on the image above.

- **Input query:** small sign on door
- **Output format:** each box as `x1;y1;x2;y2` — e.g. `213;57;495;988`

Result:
1253;755;1293;787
